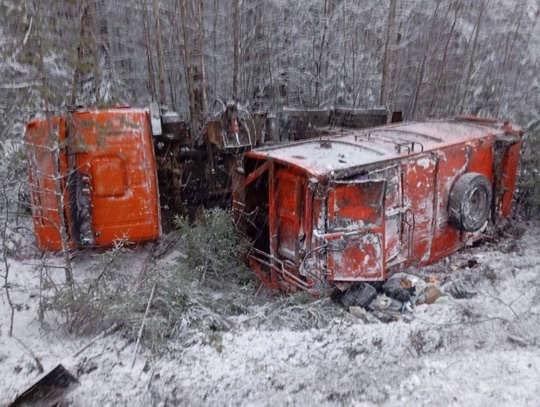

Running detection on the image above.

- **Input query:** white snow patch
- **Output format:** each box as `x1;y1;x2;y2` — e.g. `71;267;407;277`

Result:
1;224;540;406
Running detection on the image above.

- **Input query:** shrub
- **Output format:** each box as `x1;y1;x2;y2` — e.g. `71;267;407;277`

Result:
39;208;253;353
173;208;252;284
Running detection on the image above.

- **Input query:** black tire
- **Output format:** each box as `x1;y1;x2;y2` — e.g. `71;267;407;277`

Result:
448;172;492;232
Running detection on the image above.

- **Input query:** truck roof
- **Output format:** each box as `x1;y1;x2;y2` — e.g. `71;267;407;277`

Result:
247;117;520;177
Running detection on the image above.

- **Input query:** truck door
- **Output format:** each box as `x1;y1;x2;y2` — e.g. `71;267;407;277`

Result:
325;180;386;281
72;110;161;246
274;168;304;262
403;154;437;264
368;165;403;265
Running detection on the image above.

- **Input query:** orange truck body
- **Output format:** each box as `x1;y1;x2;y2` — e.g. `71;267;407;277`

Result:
26;109;161;251
25;106;387;252
232;117;522;293
25;108;522;295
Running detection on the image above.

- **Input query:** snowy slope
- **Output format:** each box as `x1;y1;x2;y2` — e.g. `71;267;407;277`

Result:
1;224;540;406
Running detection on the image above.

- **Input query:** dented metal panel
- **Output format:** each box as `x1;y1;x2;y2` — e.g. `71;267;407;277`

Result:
236;117;523;294
252;140;385;177
249;118;514;178
403;154;437;264
326;180;386;281
26;109;523;294
275;168;303;261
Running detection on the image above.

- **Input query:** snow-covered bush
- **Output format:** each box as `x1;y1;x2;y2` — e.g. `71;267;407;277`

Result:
172;208;253;284
39;209;254;352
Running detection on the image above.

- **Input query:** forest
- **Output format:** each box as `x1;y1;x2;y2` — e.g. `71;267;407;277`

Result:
2;0;540;212
2;1;540;405
1;0;539;124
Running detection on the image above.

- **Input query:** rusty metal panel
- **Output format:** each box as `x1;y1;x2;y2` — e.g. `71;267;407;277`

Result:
329;233;385;281
360;165;403;263
73;110;160;246
275;168;302;261
205;120;224;148
239;117;523;293
92;156;127;197
327;181;386;281
501;142;521;217
468;140;494;180
206;111;252;150
403;154;437;264
9;364;79;407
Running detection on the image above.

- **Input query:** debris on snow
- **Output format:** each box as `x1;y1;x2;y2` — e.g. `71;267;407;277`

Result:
8;364;79;407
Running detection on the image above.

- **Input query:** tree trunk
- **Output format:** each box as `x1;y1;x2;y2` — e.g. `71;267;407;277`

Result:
36;0;75;292
315;0;332;105
380;0;397;106
180;0;198;138
233;0;240;102
410;0;441;118
428;0;460;116
153;0;166;105
142;0;157;101
70;2;88;107
180;0;207;140
495;5;524;116
460;0;489;114
196;0;208;122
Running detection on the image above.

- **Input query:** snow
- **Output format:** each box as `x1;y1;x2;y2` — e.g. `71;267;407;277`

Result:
2;223;540;406
259;140;384;175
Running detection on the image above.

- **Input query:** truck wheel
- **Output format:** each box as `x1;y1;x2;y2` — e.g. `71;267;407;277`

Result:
448;172;492;232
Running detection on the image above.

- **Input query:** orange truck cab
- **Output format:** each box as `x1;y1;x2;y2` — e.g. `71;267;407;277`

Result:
232;117;522;293
26;108;161;251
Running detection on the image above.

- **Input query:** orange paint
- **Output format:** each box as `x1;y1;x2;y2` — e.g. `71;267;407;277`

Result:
234;117;523;293
26;117;67;251
26;109;160;251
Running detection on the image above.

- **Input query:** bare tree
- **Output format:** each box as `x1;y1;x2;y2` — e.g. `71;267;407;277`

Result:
460;0;489;114
35;0;75;292
1;170;16;336
380;0;397;107
153;0;167;106
409;0;442;118
494;2;525;116
428;0;462;116
141;0;158;101
179;0;208;138
70;2;89;107
233;0;240;102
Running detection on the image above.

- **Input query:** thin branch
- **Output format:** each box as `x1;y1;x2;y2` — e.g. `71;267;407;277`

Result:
0;82;41;89
13;335;44;374
1;171;16;336
480;289;522;320
10;15;33;61
131;284;156;368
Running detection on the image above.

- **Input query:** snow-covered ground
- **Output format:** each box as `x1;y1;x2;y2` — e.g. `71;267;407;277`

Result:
1;223;540;406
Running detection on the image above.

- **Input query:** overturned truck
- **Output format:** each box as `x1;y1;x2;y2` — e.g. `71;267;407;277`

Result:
233;117;522;294
25;105;388;251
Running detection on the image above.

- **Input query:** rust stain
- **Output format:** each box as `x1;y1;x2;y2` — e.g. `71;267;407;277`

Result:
235;117;523;294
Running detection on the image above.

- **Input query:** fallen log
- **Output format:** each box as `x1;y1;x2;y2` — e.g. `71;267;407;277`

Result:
9;364;80;407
